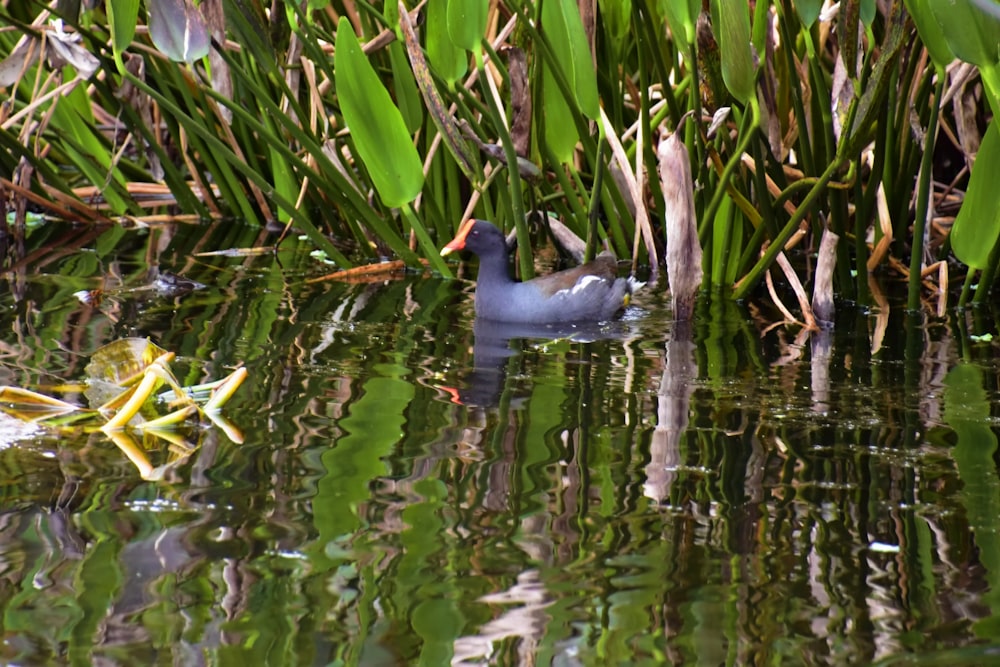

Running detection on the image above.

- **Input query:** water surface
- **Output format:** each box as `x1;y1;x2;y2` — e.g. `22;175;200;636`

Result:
0;220;997;665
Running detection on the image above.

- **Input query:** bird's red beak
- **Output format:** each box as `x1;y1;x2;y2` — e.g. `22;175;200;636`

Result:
440;219;477;256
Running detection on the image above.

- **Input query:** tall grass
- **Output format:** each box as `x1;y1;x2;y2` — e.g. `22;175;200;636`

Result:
0;0;994;312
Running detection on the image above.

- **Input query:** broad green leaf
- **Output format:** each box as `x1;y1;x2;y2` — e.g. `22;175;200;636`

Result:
713;0;756;104
107;0;139;71
147;0;210;63
927;0;1000;67
335;18;424;208
861;0;877;25
950;120;1000;269
447;0;489;54
540;57;578;163
660;0;699;51
794;0;823;27
541;0;599;121
904;0;956;69
426;0;467;85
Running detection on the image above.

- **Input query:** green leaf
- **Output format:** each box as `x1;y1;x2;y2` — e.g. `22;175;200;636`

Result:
927;0;1000;67
794;0;823;27
426;0;467;86
904;0;956;69
540;57;578;164
335;18;424;208
541;0;599;121
538;0;600;162
713;0;756;104
107;0;139;71
147;0;210;63
861;0;877;25
660;0;699;51
447;0;489;54
951;120;1000;269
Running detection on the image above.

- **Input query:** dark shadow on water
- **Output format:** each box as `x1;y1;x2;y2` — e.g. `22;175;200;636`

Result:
453;315;639;407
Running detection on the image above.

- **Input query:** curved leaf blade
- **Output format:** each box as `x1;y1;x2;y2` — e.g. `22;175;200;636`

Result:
928;0;1000;67
426;0;467;85
334;18;424;208
713;0;756;104
447;0;489;54
904;0;957;69
951;120;1000;269
541;0;599;120
108;0;140;70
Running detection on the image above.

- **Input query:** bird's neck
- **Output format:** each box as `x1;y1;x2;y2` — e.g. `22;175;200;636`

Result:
475;251;516;287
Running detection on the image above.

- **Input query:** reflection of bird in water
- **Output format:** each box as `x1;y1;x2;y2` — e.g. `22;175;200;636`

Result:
445;317;634;408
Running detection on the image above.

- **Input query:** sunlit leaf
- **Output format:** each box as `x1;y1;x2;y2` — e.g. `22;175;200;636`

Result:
927;0;1000;67
447;0;489;54
904;0;957;69
107;0;140;70
540;59;577;163
713;0;756;104
101;369;166;430
426;0;467;85
541;0;599;121
140;405;199;429
539;0;600;162
147;0;210;63
660;0;699;51
950;121;1000;269
335;17;424;208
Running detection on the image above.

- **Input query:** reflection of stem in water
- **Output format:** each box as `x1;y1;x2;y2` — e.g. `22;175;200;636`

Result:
646;321;697;503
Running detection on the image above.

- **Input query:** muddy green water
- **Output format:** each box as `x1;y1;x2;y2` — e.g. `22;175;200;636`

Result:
0;220;997;665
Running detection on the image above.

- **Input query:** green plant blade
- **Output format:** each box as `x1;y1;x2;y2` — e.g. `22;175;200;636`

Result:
950;120;1000;270
927;0;1000;67
540;57;578;164
904;0;956;69
541;0;600;121
426;0;468;85
713;0;756;104
794;0;823;27
660;0;699;51
447;0;489;54
334;17;424;209
107;0;139;71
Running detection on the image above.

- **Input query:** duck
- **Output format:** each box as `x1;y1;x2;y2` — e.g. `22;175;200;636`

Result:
440;219;641;323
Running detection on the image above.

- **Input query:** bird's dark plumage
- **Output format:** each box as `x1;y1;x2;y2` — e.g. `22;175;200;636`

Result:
441;219;641;323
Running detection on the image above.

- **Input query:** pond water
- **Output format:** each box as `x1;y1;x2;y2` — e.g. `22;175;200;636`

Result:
0;220;998;665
